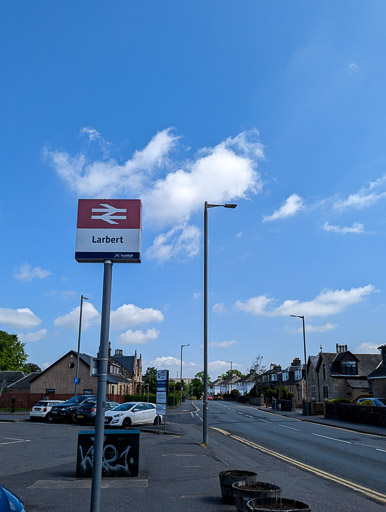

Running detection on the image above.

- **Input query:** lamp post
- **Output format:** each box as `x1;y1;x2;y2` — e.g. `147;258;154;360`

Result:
227;361;233;393
203;201;237;445
180;344;190;404
75;294;88;396
290;314;309;415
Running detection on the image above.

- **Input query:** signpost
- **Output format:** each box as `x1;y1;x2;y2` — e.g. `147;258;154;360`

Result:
75;199;141;512
156;369;169;429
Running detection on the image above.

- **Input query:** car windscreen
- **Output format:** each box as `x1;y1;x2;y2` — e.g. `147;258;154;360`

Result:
112;403;135;412
375;398;386;406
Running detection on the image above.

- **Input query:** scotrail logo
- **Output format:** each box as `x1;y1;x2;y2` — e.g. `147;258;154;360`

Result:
91;204;127;225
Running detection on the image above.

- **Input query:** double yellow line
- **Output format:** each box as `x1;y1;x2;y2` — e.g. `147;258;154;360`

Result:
211;427;386;504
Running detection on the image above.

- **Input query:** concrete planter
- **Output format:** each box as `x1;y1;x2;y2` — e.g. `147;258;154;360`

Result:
246;498;311;511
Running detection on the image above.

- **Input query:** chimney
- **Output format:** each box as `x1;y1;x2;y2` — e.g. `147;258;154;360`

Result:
292;357;301;366
108;342;111;358
345;345;348;352
114;349;123;357
378;344;386;368
336;343;339;353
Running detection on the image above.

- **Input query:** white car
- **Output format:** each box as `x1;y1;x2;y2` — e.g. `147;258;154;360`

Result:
30;400;65;421
104;402;163;428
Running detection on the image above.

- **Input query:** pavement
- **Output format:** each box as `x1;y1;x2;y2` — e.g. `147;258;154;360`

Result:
0;403;385;511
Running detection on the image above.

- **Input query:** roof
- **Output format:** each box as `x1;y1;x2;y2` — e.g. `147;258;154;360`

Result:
112;355;135;372
346;379;371;389
210;378;224;386
0;371;26;384
308;356;318;369
368;363;386;380
8;372;40;389
29;350;92;383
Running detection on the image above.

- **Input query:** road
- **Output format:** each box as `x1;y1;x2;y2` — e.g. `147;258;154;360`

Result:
184;400;386;504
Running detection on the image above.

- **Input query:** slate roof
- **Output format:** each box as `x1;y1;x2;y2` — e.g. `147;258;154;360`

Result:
368;363;386;379
346;379;371;389
7;372;40;389
316;351;381;378
112;355;135;372
0;371;26;384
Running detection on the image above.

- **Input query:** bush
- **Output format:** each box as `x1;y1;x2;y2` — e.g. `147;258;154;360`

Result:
124;393;156;403
190;396;197;401
329;398;351;404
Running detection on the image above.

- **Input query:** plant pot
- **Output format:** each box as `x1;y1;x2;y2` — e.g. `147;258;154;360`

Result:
246;497;311;511
219;470;257;504
232;479;282;512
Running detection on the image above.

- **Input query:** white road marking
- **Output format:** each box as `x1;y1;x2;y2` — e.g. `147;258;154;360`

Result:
279;424;301;431
245;415;254;419
376;449;386;453
259;418;269;423
311;433;351;444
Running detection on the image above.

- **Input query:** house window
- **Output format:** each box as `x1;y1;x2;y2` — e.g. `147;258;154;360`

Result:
45;389;55;394
282;372;289;381
294;370;302;381
83;389;93;395
323;364;327;379
323;386;328;399
271;374;278;382
341;362;357;375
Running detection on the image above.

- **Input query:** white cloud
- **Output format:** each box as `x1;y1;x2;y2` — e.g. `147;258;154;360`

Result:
263;194;304;222
0;308;42;329
110;304;164;330
235;285;376;319
236;232;243;238
354;342;380;354
322;222;365;235
42;362;51;370
117;328;159;345
208;360;241;372
302;323;337;333
146;224;200;263
54;302;100;330
347;62;359;73
18;329;47;342
14;263;51;282
333;175;386;210
147;356;196;370
213;303;226;314
210;340;238;348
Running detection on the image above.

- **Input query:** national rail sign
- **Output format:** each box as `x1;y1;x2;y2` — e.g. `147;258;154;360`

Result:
75;199;142;263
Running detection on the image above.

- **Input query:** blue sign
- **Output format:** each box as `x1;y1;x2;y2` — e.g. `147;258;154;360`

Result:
74;377;80;385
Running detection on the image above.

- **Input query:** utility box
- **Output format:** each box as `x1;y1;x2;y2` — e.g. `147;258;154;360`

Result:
76;430;140;477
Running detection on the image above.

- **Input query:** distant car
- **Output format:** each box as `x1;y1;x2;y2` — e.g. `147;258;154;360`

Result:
50;395;98;422
0;485;26;512
105;402;162;428
208;396;214;400
75;399;120;424
357;397;386;407
30;400;65;422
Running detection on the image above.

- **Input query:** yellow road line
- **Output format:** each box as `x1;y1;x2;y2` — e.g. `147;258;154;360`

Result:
211;426;386;504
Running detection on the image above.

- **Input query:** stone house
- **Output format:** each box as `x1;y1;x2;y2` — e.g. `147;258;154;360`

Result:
314;344;381;401
368;344;386;397
0;371;27;387
109;348;143;395
280;358;305;404
7;372;40;394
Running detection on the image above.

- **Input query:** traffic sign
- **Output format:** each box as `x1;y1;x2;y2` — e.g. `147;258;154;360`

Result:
75;199;142;263
74;377;80;385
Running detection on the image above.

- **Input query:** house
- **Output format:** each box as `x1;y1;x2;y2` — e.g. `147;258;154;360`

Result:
7;372;40;394
281;358;305;405
307;356;319;401
314;344;381;401
109;348;143;395
258;364;282;388
234;373;256;396
368;344;386;397
0;371;27;387
208;376;223;396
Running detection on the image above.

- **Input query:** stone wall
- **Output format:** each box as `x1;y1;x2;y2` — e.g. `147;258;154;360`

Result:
325;402;386;427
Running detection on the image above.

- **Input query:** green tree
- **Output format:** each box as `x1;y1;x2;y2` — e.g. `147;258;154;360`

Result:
189;371;211;398
0;331;28;371
250;355;266;380
144;366;157;394
24;362;41;373
221;369;244;380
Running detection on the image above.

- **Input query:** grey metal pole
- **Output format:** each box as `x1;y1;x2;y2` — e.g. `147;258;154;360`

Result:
203;202;208;445
90;260;113;512
302;316;309;416
180;344;183;405
75;295;87;396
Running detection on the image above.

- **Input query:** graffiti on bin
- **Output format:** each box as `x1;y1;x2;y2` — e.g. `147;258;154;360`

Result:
78;435;136;476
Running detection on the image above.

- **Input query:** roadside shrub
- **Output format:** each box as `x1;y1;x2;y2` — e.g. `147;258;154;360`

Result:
190;396;197;400
329;398;351;404
124;393;156;403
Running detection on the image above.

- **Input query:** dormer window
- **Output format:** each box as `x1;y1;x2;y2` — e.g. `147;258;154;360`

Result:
294;370;302;381
282;372;289;381
341;361;357;375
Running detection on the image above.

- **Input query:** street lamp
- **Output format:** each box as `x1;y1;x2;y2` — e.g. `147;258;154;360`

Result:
203;201;237;445
227;361;233;393
290;314;309;415
180;344;190;404
75;294;88;396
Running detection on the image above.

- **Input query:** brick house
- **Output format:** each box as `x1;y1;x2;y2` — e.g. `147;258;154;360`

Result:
314;344;381;401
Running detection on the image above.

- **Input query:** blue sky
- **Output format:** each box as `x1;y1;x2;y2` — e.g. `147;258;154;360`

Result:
1;2;386;379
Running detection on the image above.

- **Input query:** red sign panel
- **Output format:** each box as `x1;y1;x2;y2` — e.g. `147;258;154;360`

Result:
77;199;141;229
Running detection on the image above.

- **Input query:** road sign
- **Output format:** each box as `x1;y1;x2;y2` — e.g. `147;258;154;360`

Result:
74;377;80;385
75;199;142;263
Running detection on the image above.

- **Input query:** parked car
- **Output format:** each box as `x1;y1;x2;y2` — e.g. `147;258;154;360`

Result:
357;397;386;407
0;485;25;512
50;395;97;422
30;400;65;422
104;402;162;428
75;399;120;424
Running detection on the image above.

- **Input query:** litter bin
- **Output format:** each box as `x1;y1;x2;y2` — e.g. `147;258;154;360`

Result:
76;429;140;477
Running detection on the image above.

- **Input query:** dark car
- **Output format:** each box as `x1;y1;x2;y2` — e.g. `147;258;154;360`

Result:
75;399;120;424
50;395;97;423
0;485;25;511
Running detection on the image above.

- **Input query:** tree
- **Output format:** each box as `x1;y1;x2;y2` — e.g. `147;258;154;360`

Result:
24;362;41;373
144;367;157;394
0;331;28;371
189;371;211;398
250;355;266;380
221;369;244;380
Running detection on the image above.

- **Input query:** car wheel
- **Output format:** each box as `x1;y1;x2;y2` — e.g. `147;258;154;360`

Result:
30;417;36;422
46;413;53;422
70;411;77;423
122;418;132;428
153;415;161;426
